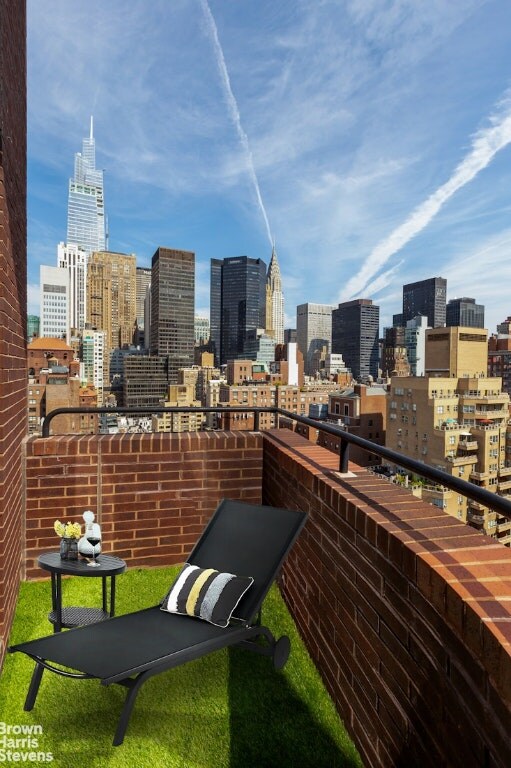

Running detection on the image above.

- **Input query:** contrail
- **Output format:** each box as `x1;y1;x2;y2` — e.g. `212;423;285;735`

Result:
340;90;511;301
200;0;273;246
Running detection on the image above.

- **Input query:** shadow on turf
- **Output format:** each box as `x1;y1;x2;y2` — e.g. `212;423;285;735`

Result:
228;646;359;768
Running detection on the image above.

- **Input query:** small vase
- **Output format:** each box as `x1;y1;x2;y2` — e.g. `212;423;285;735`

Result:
60;537;78;561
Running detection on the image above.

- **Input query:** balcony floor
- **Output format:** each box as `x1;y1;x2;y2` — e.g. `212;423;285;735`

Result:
1;566;361;768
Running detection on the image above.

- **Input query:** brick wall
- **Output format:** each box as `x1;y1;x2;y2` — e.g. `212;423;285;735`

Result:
24;431;262;578
263;429;511;768
0;1;27;668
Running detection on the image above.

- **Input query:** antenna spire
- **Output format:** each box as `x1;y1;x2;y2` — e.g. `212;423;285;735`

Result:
90;115;94;141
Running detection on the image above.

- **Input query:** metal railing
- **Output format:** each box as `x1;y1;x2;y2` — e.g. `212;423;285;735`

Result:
40;405;511;520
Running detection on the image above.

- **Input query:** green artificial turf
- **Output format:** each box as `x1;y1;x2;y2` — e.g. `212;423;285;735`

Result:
0;567;362;768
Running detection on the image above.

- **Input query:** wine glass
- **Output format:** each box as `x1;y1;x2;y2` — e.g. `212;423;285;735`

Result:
86;529;101;567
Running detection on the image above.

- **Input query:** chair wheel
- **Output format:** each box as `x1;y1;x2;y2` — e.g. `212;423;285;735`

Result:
273;636;290;669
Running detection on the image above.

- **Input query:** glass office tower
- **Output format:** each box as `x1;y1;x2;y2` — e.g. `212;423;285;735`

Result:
210;256;267;366
67;117;106;253
150;247;195;384
332;299;380;381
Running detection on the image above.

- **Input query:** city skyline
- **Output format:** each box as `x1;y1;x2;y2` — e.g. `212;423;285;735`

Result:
27;1;511;331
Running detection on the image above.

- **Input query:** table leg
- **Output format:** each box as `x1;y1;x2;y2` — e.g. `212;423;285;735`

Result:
54;573;62;632
110;576;116;617
102;576;108;613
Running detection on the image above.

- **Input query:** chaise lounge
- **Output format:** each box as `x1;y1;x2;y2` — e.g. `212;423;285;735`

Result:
9;498;307;746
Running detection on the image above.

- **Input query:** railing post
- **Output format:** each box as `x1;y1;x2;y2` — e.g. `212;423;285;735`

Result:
253;410;260;431
339;438;349;473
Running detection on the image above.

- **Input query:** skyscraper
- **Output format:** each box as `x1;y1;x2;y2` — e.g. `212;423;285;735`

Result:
402;277;447;328
446;297;485;328
86;251;136;388
210;256;267;366
40;265;69;341
81;329;106;404
150;247;195;383
135;266;152;346
405;315;429;376
265;245;284;345
194;317;210;344
67;117;106;254
332;299;380;381
57;242;88;331
296;303;334;376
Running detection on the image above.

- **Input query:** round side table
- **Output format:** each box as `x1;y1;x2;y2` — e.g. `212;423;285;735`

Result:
38;552;127;632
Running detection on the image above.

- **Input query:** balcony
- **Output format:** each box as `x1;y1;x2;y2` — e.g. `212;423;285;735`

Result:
470;469;490;480
468;500;487;511
445;454;478;466
458;439;478;450
467;510;485;525
459;393;509;403
3;427;511;767
498;478;511;491
498;465;511;477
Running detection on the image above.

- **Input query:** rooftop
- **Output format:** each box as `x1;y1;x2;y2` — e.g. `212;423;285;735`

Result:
2;426;511;766
27;337;74;350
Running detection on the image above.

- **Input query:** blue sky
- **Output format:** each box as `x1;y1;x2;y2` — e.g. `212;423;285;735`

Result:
27;0;511;331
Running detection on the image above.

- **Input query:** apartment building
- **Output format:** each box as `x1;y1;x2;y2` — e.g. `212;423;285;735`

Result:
387;327;511;544
152;384;205;433
318;384;387;467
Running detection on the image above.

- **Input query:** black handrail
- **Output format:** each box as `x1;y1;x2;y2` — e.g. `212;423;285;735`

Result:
40;405;511;520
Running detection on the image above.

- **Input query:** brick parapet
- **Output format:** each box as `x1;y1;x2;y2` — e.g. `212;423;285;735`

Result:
24;431;262;578
262;429;511;768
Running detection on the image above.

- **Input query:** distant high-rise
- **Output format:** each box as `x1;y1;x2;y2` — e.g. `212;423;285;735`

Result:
40;265;69;341
124;355;171;408
194;317;210;344
81;329;106;404
497;317;511;335
446;297;485;329
57;242;88;331
405;315;429;376
265;245;284;344
402;277;446;328
332;299;380;381
67;117;106;253
135;266;151;346
27;315;40;342
136;267;151;325
86;251;136;386
296;303;334;376
150;247;195;383
210;256;267;366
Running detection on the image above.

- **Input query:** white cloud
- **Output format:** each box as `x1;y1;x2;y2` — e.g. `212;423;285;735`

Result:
340;89;511;302
199;0;273;245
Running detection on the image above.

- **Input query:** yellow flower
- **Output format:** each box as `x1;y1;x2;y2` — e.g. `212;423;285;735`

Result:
54;519;81;538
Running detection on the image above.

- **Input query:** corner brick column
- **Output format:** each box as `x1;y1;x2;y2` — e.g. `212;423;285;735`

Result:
0;0;27;669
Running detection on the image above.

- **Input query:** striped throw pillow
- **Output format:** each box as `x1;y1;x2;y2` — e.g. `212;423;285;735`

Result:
160;563;254;628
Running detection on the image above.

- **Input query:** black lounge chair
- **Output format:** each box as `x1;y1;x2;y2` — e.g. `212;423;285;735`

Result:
9;499;307;746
